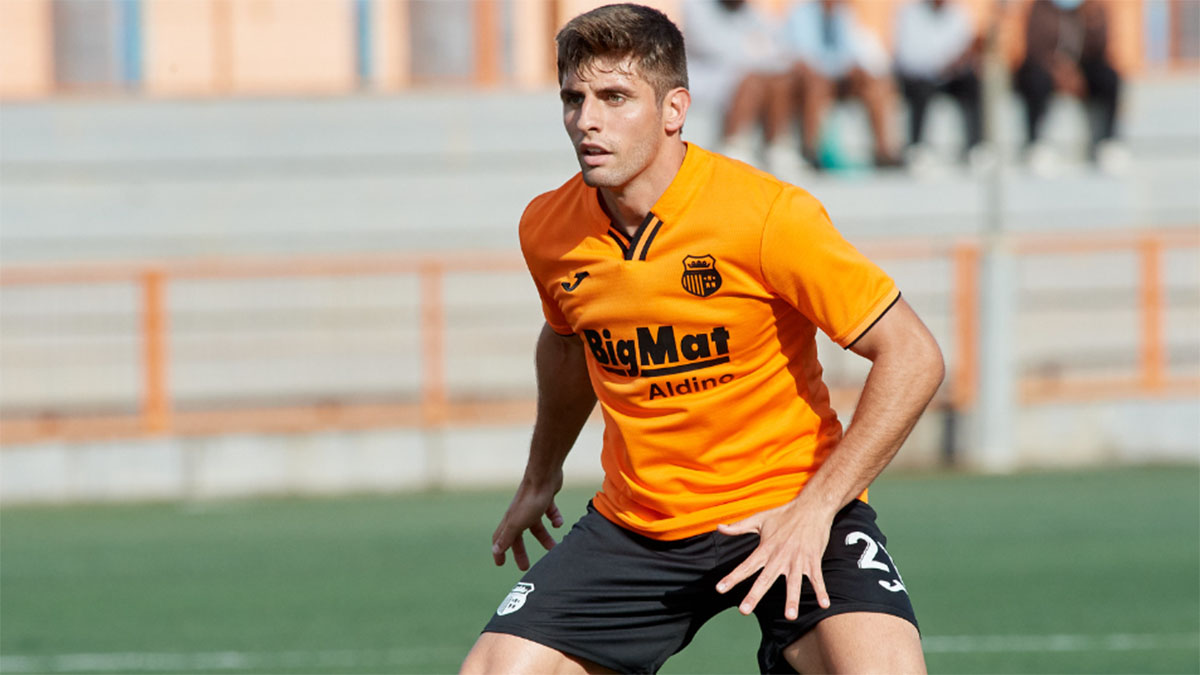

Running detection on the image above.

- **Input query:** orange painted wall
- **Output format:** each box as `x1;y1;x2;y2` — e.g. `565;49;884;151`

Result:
227;0;357;94
0;0;53;99
145;0;357;96
1106;1;1145;74
372;0;410;91
144;0;219;95
512;0;555;88
0;0;1173;100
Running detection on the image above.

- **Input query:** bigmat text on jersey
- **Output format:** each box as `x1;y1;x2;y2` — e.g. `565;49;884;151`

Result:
582;325;731;379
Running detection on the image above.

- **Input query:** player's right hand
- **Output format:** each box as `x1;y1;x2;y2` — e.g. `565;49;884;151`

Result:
491;482;565;570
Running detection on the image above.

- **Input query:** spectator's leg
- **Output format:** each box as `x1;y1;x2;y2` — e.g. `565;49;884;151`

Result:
1080;57;1120;146
900;75;935;147
762;72;796;146
795;63;834;166
756;71;808;181
1014;58;1055;144
723;73;771;142
849;67;901;166
944;69;984;153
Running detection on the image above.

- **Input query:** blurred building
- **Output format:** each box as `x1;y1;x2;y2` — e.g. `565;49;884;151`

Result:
1;0;1197;100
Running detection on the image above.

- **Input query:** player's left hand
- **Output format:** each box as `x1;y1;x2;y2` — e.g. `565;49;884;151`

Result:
714;500;836;619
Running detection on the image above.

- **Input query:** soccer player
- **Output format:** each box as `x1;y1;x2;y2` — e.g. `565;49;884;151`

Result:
460;4;943;673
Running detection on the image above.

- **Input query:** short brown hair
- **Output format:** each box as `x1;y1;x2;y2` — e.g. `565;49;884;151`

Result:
555;3;688;102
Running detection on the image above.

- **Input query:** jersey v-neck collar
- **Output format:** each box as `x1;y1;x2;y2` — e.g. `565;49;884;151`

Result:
584;143;711;262
604;212;660;261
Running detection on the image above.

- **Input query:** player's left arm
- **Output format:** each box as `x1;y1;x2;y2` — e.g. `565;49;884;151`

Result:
715;297;944;618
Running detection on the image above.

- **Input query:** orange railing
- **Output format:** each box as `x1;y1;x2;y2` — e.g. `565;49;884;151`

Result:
0;253;529;444
1;229;1196;446
1010;229;1200;402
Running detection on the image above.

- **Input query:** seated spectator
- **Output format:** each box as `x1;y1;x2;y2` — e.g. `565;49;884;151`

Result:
783;0;903;169
894;0;989;173
685;0;807;182
1014;0;1127;175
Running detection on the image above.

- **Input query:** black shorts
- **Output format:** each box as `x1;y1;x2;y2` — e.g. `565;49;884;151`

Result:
482;499;917;674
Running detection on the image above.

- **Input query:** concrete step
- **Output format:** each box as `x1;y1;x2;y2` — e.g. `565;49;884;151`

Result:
2;75;1197;262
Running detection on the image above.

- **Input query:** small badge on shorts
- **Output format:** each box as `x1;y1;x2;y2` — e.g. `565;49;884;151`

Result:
496;582;535;616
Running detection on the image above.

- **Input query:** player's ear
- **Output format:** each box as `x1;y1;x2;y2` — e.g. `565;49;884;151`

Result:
662;87;690;134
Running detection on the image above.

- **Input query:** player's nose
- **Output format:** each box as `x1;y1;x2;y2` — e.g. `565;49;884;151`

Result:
575;97;601;133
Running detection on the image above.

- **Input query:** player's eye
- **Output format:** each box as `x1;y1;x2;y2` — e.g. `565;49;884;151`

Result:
606;93;626;104
561;92;583;106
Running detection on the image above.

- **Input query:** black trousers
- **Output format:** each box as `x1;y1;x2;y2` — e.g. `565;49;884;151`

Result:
899;70;982;152
1014;57;1120;146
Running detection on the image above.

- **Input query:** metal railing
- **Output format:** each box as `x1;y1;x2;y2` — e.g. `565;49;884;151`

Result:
1;229;1196;446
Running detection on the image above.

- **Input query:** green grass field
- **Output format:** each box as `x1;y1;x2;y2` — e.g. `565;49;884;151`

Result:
2;466;1197;674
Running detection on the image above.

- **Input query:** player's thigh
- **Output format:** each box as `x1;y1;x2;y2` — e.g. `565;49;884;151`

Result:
751;500;921;672
782;611;926;675
461;632;615;675
480;502;720;672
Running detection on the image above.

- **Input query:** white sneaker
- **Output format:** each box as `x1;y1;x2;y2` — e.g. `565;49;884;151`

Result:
904;144;940;179
720;131;759;167
1095;139;1132;176
967;143;998;175
764;143;810;184
1026;141;1060;178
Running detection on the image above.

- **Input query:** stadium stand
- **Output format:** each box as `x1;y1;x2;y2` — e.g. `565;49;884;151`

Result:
0;0;1196;502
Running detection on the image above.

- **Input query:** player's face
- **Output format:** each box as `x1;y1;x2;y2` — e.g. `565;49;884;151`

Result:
560;57;666;190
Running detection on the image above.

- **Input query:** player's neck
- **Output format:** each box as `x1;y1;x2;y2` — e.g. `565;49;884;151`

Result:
600;139;687;237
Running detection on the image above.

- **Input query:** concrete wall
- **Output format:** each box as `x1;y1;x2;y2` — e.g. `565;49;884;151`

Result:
2;77;1198;263
3;397;1196;505
0;423;604;504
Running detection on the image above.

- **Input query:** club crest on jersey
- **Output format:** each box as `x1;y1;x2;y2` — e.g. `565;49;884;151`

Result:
496;582;534;616
681;255;722;297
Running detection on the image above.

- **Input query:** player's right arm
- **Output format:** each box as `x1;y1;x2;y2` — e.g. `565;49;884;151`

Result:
491;322;597;570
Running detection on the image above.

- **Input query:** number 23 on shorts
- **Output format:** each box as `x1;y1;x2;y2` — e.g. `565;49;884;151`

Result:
846;531;907;594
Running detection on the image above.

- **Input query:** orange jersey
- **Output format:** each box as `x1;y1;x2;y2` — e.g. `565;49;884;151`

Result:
519;144;899;540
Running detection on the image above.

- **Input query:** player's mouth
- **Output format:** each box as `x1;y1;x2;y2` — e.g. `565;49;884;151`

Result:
579;143;611;167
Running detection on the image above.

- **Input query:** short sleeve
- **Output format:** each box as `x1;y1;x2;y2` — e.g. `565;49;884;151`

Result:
530;272;574;336
518;199;575;337
760;188;899;348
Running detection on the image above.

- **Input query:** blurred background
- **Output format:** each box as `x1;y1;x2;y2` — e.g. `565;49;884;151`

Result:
0;0;1197;673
